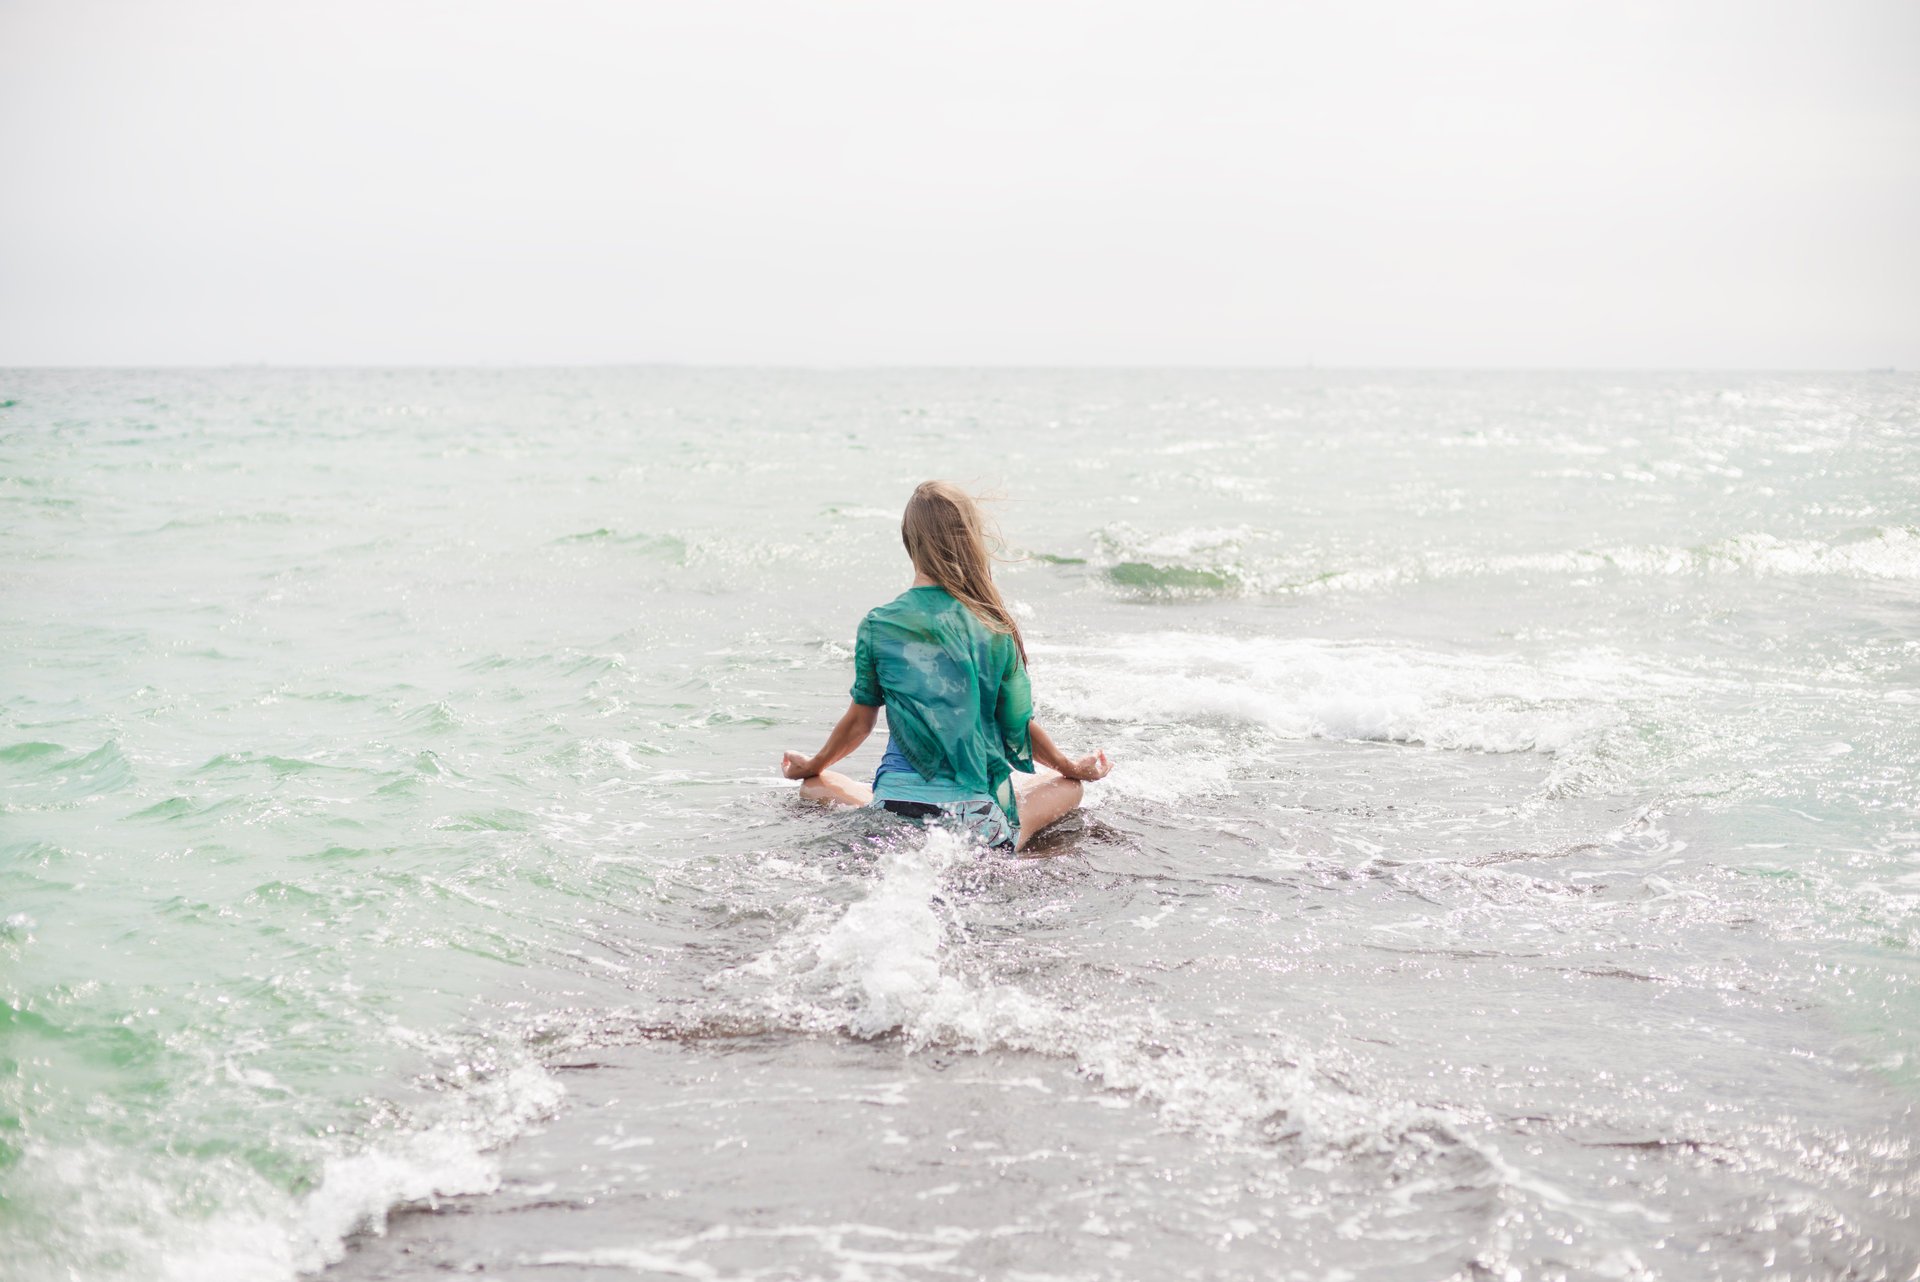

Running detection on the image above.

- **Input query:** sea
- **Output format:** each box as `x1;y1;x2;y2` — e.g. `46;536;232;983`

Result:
2;367;1916;1282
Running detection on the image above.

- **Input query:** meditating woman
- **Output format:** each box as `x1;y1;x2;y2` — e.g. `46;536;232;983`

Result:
781;480;1110;853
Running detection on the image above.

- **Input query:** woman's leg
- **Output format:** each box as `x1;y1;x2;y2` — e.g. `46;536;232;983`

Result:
797;771;873;808
1013;768;1084;853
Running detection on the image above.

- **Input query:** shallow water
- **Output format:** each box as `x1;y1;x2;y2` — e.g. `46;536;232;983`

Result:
2;368;1917;1280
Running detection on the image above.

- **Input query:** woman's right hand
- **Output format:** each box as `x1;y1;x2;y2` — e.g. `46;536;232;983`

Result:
1064;750;1111;782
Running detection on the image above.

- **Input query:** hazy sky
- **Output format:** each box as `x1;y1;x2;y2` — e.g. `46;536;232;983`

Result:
2;1;1916;367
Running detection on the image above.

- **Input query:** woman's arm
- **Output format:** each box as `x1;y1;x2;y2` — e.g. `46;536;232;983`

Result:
1029;721;1111;782
781;702;881;779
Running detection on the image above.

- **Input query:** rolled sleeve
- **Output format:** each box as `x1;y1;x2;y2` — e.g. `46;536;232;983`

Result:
849;615;884;707
995;640;1033;772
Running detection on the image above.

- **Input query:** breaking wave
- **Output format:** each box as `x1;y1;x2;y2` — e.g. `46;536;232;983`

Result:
1083;525;1920;600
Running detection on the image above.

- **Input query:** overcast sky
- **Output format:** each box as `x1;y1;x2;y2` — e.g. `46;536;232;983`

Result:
1;1;1915;367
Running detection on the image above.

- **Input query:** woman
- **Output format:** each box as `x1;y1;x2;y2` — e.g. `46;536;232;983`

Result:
781;481;1111;853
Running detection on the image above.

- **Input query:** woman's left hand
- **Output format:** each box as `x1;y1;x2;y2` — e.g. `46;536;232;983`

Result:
1065;750;1111;782
781;751;817;780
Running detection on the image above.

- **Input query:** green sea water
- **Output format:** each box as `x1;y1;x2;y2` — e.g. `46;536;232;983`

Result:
2;368;1916;1280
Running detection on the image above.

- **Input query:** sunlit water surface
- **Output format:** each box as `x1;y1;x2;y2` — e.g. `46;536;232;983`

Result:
2;368;1917;1281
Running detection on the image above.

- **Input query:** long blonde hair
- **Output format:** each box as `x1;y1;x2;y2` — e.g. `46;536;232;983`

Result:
901;480;1026;666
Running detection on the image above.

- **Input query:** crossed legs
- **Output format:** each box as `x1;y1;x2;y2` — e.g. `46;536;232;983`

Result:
793;767;1082;855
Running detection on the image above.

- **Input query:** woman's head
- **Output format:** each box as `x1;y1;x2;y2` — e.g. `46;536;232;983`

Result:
902;480;1025;664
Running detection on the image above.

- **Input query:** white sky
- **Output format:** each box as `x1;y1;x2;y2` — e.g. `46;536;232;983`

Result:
1;1;1916;367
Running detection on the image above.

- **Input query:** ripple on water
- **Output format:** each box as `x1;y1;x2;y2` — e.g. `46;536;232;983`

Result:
432;809;537;833
2;740;139;800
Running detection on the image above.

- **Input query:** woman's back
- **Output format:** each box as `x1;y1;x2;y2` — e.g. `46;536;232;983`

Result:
852;584;1032;825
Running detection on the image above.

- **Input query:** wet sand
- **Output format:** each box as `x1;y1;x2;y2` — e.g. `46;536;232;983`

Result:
325;1033;1298;1281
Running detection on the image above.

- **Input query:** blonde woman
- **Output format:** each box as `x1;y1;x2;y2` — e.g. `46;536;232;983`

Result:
781;481;1111;853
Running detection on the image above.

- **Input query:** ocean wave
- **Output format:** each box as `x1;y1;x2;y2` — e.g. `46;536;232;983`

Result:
714;831;1408;1147
1037;634;1654;768
1092;751;1235;807
4;1041;563;1282
1090;524;1255;598
1076;525;1920;601
549;528;689;563
0;739;139;799
1419;526;1920;587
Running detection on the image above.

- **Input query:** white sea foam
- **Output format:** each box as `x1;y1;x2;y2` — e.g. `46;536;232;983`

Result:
1092;526;1920;600
10;1050;564;1282
1091;750;1235;806
737;830;1052;1045
1112;524;1255;558
537;1223;983;1280
718;830;1418;1150
1471;526;1920;581
1301;526;1920;594
1037;634;1648;766
284;1058;562;1275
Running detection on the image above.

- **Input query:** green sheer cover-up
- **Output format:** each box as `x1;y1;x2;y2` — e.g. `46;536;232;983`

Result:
849;586;1034;833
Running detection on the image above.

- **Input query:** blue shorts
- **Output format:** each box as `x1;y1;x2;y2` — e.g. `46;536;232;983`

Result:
873;795;1015;850
871;741;1015;850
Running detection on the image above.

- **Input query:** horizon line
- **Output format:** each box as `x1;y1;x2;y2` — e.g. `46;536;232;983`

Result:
0;361;1906;375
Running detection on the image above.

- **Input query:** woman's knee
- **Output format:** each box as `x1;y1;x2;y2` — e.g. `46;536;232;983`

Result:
798;774;843;804
798;770;872;808
1028;776;1082;824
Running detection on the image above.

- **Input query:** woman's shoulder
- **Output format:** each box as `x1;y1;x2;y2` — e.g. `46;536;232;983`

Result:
867;585;953;620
